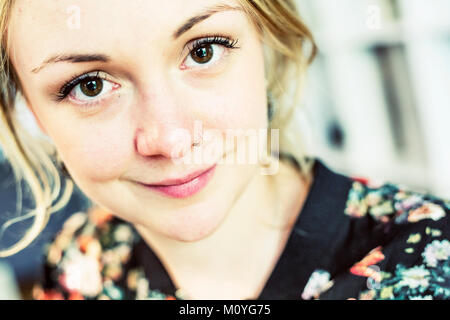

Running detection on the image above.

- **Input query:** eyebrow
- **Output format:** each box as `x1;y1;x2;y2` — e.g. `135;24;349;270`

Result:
173;3;243;39
31;3;243;74
31;54;110;73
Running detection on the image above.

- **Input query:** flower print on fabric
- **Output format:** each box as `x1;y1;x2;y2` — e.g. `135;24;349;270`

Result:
301;270;334;300
33;207;178;300
345;180;448;226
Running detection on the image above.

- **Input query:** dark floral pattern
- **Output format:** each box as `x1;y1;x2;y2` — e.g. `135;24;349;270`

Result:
33;207;178;300
302;180;449;300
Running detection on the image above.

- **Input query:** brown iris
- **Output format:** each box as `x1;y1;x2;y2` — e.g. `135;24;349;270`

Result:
80;78;103;97
191;44;214;64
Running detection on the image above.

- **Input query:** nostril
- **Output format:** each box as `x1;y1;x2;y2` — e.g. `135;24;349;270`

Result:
147;154;166;161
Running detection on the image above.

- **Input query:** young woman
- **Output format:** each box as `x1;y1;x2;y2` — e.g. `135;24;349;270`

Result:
0;0;448;300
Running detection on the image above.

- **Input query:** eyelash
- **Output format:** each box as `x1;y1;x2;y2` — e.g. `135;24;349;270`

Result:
53;35;240;103
185;34;240;55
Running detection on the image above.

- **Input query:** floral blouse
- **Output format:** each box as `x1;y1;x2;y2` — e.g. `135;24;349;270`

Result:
33;159;450;300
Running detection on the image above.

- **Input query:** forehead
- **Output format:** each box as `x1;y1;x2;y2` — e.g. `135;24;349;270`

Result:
8;0;244;70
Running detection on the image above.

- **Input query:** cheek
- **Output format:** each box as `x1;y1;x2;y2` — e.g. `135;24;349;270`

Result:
183;50;267;162
52;119;133;182
197;58;267;133
230;41;268;129
225;82;267;130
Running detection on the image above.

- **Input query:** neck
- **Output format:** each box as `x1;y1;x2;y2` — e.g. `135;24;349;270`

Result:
134;158;310;299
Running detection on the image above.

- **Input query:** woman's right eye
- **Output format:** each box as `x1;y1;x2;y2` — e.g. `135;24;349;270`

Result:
55;71;120;106
78;77;104;97
71;77;113;101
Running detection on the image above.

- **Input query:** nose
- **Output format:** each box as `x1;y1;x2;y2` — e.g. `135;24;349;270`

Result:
135;122;194;160
134;85;195;160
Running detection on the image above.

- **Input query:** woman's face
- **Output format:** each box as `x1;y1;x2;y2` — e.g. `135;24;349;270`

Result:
9;0;269;241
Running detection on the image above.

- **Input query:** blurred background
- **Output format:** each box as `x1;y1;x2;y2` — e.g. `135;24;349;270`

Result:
297;0;450;199
1;0;449;299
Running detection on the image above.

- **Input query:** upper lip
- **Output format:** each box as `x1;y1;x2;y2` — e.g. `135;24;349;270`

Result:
140;165;216;187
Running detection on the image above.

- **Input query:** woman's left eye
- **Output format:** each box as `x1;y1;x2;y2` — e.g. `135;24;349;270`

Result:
185;44;225;67
183;36;239;69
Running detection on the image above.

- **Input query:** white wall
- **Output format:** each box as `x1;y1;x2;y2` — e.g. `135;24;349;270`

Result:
296;0;450;199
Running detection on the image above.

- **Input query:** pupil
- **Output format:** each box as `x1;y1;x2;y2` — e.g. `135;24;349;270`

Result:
81;78;103;97
193;45;213;64
197;47;207;57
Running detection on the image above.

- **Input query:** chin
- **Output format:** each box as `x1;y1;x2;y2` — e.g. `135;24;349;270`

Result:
162;203;230;242
158;164;256;243
168;228;218;243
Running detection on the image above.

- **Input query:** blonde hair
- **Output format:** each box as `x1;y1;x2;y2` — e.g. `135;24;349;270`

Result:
0;0;316;257
237;0;317;174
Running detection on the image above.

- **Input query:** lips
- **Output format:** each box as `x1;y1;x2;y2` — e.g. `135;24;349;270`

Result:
145;165;216;186
139;164;217;198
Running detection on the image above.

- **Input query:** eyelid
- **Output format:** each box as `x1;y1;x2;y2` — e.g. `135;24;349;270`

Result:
179;34;240;61
186;34;239;51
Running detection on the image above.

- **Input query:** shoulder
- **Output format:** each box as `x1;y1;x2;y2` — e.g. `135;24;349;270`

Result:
33;207;140;300
344;178;449;225
346;180;450;300
303;175;450;300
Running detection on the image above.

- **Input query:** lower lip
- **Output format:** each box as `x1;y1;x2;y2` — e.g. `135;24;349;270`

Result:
141;165;217;199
